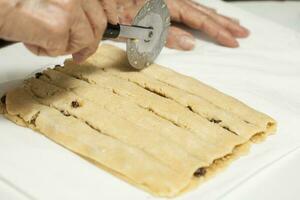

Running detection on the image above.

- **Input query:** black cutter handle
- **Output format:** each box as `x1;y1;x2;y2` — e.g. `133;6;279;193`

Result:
0;23;120;49
103;23;121;39
0;39;15;48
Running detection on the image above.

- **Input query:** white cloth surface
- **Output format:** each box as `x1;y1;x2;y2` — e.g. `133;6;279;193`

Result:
232;1;300;32
0;0;300;199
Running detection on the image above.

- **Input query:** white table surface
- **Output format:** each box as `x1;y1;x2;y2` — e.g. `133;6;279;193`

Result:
233;1;300;33
221;1;300;199
1;1;300;200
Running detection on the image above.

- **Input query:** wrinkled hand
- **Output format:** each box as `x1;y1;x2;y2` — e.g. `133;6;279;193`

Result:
116;0;249;50
0;0;118;63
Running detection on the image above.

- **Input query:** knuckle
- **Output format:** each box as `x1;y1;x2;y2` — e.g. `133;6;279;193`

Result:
44;24;68;49
46;16;70;37
45;42;66;55
85;38;96;47
13;1;24;9
78;39;93;50
197;15;210;29
57;0;77;11
82;32;96;47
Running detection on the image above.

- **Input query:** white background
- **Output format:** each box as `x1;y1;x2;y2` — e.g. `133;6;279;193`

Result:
0;0;300;199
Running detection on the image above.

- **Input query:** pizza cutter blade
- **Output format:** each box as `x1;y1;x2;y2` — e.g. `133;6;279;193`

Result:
126;0;170;70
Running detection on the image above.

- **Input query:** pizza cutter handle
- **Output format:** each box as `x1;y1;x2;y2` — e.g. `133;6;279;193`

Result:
103;23;121;39
0;39;15;48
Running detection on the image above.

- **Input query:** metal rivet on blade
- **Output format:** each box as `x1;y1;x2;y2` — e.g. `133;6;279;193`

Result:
148;31;153;38
134;61;138;65
162;4;166;8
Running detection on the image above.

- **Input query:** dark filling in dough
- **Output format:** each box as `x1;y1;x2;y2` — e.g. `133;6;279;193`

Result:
193;167;207;177
29;111;40;126
1;95;6;104
71;100;80;108
61;110;71;116
209;118;222;124
187;105;193;112
35;72;43;79
54;65;62;69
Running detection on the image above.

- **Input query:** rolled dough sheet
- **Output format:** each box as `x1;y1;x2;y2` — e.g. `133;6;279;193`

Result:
0;44;277;197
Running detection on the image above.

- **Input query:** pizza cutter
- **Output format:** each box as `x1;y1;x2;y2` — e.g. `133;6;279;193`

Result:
124;0;170;69
0;0;170;70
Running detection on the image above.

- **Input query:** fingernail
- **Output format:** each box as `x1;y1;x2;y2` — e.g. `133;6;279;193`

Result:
178;35;196;50
238;26;250;38
244;27;250;35
220;31;239;48
230;39;239;48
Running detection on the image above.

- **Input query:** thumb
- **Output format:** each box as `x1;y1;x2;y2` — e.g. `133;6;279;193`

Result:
166;26;196;51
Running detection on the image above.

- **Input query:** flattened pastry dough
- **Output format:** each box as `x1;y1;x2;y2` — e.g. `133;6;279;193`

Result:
1;44;277;197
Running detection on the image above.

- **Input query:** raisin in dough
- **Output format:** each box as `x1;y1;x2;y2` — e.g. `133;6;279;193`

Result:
1;44;277;197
